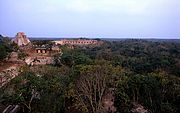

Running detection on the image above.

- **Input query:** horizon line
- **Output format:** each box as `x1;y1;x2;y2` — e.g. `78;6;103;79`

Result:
6;36;180;39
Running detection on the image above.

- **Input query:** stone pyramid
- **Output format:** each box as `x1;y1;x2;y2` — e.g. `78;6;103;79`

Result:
13;32;30;46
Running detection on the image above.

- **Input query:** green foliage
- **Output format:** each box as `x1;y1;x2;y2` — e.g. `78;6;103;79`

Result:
115;72;180;113
0;66;71;113
61;53;74;67
60;46;92;67
85;40;180;76
0;44;7;61
53;53;63;66
32;40;53;46
1;39;180;113
0;35;19;61
74;53;92;65
18;51;28;60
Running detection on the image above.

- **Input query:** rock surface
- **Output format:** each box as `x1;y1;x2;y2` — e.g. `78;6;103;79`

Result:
25;56;53;66
131;103;149;113
0;66;19;88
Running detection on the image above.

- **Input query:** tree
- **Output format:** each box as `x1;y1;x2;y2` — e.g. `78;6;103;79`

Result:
0;35;18;61
115;72;180;113
74;53;92;65
61;53;74;67
53;53;63;66
0;44;7;61
0;65;71;113
74;65;111;113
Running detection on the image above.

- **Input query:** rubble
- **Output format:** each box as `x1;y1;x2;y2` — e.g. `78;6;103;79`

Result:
131;103;149;113
0;66;19;87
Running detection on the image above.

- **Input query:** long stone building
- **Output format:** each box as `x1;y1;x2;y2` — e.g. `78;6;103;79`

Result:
53;39;99;45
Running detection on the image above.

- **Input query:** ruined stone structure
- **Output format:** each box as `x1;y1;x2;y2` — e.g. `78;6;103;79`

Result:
53;39;98;45
51;46;61;53
34;46;61;55
25;45;61;66
35;47;51;54
12;32;30;46
25;56;53;66
0;66;19;87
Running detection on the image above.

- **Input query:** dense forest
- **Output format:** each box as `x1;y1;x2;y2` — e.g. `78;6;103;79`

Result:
0;38;180;113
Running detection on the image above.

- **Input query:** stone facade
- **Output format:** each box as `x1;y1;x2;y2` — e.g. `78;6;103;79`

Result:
34;46;61;55
53;39;98;45
35;47;50;54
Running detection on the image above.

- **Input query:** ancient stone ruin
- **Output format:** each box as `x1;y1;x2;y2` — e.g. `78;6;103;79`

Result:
53;39;100;45
0;66;19;88
12;32;30;46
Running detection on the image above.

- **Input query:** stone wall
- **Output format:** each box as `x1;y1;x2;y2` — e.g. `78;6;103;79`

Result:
25;56;53;66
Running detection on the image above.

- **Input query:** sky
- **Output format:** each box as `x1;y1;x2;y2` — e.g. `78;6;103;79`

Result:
0;0;180;38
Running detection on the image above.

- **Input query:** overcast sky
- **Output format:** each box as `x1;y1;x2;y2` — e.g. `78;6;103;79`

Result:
0;0;180;38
